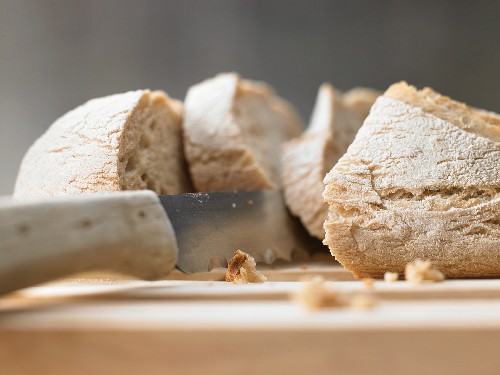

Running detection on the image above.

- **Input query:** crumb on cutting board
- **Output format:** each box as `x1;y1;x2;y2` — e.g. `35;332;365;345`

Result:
384;272;399;282
293;276;378;311
350;292;377;310
225;250;267;284
362;278;375;288
293;276;346;310
405;259;445;284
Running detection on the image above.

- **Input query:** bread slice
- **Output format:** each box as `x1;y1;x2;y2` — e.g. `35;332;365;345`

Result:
323;81;500;278
14;90;192;199
183;73;303;191
281;83;379;239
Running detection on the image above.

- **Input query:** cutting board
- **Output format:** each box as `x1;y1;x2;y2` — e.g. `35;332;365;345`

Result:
2;262;500;375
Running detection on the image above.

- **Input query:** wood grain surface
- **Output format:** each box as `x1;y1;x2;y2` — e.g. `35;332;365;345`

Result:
2;263;500;375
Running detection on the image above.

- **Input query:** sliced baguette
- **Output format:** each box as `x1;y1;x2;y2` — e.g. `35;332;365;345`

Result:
323;81;500;278
183;73;303;191
281;83;379;239
14;90;192;199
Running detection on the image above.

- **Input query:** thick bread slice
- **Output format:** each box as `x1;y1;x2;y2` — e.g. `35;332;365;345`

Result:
281;83;379;239
183;73;303;191
14;90;192;199
323;81;500;279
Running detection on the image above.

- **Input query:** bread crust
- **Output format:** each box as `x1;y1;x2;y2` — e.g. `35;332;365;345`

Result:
183;73;303;192
323;82;500;278
14;90;191;199
281;83;379;238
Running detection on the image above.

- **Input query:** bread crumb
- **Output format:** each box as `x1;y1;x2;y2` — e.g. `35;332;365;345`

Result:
405;259;445;285
293;276;378;311
225;250;267;284
362;278;374;288
247;199;254;206
300;264;308;270
350;292;377;310
384;272;399;282
293;276;345;310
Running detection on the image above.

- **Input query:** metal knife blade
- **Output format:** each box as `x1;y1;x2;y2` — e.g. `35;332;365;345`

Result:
159;191;323;273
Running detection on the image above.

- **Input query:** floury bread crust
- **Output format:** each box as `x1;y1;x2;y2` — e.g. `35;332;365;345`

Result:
183;73;303;192
281;83;379;239
323;82;500;279
14;90;192;199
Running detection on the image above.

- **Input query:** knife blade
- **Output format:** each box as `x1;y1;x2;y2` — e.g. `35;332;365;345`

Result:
160;190;322;273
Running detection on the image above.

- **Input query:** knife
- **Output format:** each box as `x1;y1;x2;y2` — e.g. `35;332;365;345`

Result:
0;190;322;295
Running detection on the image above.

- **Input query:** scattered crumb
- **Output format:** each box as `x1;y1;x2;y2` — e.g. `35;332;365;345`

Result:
293;276;379;311
362;278;375;288
293;276;345;310
247;199;254;206
231;203;236;208
225;250;267;284
384;272;399;282
300;264;308;270
350;292;377;310
405;259;445;285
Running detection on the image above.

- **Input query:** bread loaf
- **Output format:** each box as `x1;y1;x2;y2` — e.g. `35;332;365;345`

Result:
14;90;192;199
281;83;379;239
183;73;303;191
323;81;500;278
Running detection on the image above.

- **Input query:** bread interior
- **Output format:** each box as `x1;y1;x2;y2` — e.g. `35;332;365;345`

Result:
232;80;299;189
118;92;191;194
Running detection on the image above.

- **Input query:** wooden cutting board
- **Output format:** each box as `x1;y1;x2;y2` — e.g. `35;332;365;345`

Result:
2;262;500;375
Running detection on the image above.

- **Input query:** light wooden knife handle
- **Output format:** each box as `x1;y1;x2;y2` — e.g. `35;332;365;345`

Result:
0;190;178;295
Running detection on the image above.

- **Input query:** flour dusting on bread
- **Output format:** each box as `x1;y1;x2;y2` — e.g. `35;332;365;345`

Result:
184;73;302;192
15;90;192;199
323;81;500;279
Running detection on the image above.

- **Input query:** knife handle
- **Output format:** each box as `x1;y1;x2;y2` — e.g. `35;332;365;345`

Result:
0;190;178;295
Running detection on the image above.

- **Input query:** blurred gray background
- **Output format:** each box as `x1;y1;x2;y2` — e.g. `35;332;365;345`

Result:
1;0;499;195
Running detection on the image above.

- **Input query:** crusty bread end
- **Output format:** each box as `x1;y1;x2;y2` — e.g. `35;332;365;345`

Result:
14;90;192;199
323;82;500;278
